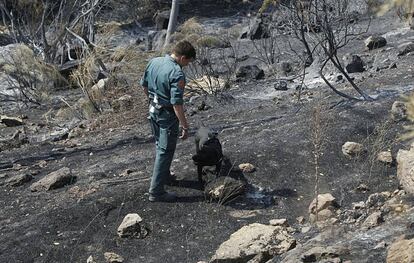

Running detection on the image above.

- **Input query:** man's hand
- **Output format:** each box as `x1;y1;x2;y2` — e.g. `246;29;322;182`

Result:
179;127;189;140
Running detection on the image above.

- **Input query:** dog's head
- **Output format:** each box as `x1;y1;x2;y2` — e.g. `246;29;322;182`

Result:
193;127;223;166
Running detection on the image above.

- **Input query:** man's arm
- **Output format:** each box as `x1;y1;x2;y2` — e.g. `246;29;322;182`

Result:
173;104;189;140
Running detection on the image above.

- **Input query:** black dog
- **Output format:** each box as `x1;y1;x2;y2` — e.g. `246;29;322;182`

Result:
192;127;223;187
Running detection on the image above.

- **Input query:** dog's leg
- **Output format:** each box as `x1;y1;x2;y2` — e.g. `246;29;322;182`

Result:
197;165;204;190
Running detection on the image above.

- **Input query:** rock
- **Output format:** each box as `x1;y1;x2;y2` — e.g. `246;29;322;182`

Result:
269;218;289;227
296;216;305;224
117;213;146;238
274;80;288;91
355;183;370;192
391;101;407;122
366;192;391;208
365;36;387;50
68;125;86;139
4;173;32;187
238;163;256;173
280;61;292;74
386;237;414;263
146;30;167;51
362;211;383;229
211;223;296;262
352;201;366;210
301;246;341;262
87;255;96;263
30;167;75;192
345;55;365;73
205;176;247;203
236;65;265;81
342;142;364;157
0;115;23;127
104;252;124;263
301;226;312;233
397;147;414;194
398;42;414;56
310;208;335;223
154;10;171;30
240;18;270;40
112;95;133;112
309;193;336;214
377;151;393;164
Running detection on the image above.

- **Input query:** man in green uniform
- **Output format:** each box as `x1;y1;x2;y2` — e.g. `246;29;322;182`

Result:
140;41;196;202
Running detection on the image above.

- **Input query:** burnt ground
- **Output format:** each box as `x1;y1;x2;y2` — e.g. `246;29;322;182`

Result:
1;11;414;263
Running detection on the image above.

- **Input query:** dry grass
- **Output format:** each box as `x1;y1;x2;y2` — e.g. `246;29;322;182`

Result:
1;44;64;105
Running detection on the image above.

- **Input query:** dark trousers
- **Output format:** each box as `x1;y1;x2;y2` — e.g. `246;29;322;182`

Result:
148;107;179;196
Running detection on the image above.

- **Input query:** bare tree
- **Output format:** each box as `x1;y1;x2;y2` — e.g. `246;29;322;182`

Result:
265;0;373;101
0;0;104;64
164;0;180;49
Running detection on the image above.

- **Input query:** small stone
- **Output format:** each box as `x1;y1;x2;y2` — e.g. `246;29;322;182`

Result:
374;241;387;249
301;226;312;233
356;183;370;192
269;218;289;227
5;173;33;187
342;142;364;157
274;80;288;91
352;201;366;210
0;115;24;127
117;213;144;238
87;255;96;263
238;163;256;173
391;101;407;122
377;151;393;164
296;216;305;224
30;167;75;192
362;212;383;229
104;252;124;263
365;35;387;50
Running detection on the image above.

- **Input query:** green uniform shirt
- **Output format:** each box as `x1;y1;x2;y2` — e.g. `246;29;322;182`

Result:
140;55;186;106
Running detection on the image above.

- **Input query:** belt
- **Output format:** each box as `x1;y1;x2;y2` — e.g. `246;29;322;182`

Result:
150;101;174;111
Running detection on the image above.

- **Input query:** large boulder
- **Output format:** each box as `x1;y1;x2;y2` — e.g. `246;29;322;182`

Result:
240;17;270;40
236;65;265;81
386;237;414;263
365;36;387;50
397;146;414;194
345;55;365;73
211;223;296;262
308;193;338;223
30;167;75;192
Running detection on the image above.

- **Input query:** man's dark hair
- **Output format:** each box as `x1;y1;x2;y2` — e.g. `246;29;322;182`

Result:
172;41;196;59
